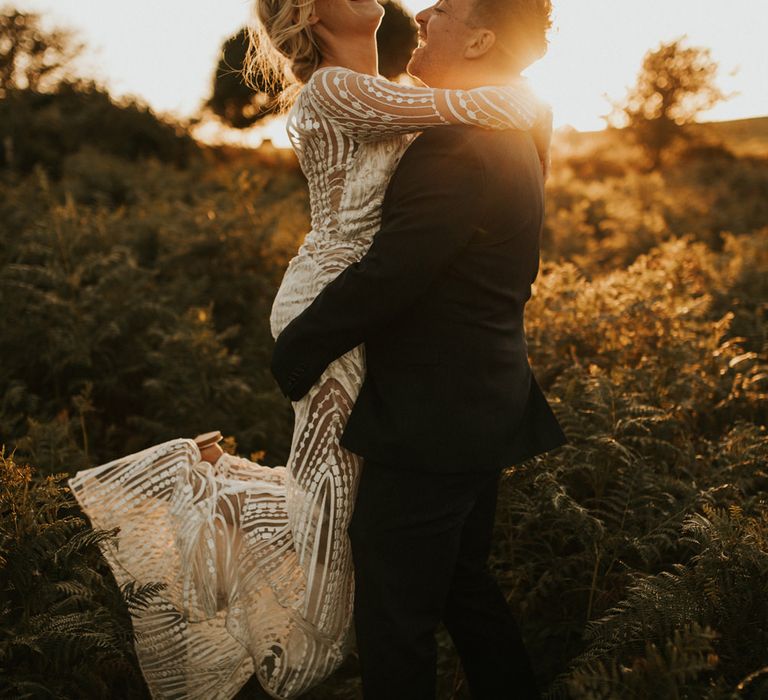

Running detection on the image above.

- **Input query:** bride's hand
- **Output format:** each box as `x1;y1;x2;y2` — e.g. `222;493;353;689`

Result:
467;83;553;180
531;102;553;182
466;81;540;130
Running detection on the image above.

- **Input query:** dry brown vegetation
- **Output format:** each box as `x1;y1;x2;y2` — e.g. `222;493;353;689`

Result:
1;53;767;699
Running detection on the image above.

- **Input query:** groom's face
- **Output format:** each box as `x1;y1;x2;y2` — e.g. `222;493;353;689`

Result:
408;0;479;88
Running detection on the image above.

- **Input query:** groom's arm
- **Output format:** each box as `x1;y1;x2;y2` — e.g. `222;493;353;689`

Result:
271;127;486;401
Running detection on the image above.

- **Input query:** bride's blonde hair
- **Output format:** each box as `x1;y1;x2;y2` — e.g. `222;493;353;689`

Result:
245;0;322;103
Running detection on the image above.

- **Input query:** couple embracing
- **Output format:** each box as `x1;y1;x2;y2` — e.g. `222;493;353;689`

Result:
69;1;566;698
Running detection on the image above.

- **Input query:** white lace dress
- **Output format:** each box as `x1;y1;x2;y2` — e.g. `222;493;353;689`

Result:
67;67;543;700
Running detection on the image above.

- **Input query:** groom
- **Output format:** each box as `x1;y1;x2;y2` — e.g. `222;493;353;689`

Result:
272;0;565;697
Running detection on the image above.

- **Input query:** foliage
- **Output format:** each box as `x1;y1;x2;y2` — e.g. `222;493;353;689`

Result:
0;6;83;96
0;82;197;176
609;38;727;170
0;149;307;471
377;0;419;79
486;224;768;697
566;622;722;700
565;504;768;698
0;448;162;698
544;134;768;273
207;0;418;130
206;28;282;130
0;37;767;698
0;7;195;175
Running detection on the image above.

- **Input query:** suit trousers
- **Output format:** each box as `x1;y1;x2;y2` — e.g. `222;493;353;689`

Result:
347;459;541;700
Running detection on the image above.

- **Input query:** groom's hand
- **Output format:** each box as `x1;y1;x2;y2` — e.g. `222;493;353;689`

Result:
271;326;307;401
271;320;332;402
270;333;298;400
531;103;553;181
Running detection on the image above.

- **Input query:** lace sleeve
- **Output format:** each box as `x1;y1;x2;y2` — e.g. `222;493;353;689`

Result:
305;66;543;143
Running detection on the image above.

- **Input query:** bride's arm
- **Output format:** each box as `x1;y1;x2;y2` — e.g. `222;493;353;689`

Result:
306;66;547;142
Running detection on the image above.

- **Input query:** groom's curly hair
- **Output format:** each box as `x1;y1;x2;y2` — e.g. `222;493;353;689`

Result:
471;0;553;71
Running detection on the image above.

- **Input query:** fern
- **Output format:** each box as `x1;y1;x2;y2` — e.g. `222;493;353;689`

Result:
557;504;768;698
119;580;169;615
1;92;766;698
0;450;151;698
566;622;720;700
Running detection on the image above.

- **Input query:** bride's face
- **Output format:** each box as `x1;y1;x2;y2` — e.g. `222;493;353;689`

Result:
310;0;385;38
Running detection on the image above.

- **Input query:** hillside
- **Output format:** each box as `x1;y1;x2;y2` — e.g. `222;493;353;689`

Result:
553;114;768;160
703;115;768;156
1;89;767;699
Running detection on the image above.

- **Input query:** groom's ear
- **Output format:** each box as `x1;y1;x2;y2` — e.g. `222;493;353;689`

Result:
464;27;497;60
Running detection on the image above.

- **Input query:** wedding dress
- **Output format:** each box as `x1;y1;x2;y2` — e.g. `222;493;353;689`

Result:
67;67;543;700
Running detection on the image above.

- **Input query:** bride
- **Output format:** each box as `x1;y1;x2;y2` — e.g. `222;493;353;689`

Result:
67;1;551;698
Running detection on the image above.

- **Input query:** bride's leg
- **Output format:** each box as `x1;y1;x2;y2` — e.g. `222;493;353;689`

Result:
285;347;364;639
245;348;364;698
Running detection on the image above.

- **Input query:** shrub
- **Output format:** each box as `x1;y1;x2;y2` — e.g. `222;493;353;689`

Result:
1;100;766;699
0;83;197;176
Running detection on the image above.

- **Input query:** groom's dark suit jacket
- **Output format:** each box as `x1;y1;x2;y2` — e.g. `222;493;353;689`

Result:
271;125;567;472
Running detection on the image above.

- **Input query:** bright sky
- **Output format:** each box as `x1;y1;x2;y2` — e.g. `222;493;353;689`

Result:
16;0;768;139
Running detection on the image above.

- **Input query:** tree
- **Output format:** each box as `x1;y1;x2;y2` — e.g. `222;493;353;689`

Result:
206;28;276;130
207;0;417;130
610;37;726;169
0;7;83;97
377;0;418;79
0;83;196;174
0;9;194;174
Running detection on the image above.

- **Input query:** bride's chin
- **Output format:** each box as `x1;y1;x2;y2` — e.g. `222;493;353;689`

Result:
350;0;385;19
